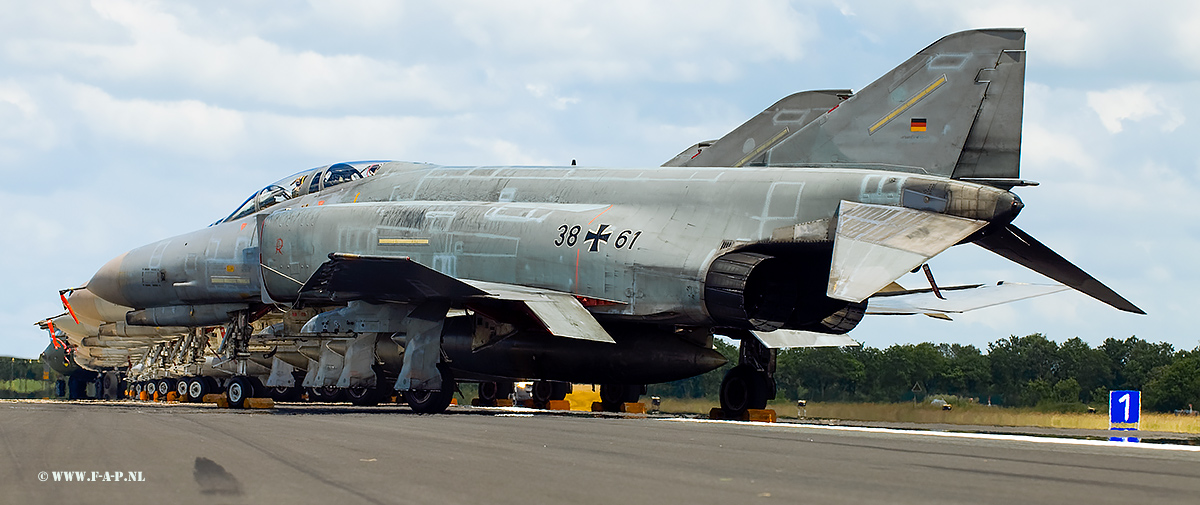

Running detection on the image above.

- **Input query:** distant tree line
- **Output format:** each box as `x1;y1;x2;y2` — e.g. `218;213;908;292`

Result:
0;357;53;399
648;335;1200;412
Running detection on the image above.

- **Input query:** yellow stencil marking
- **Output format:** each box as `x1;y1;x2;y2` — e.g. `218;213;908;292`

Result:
868;74;947;134
735;127;790;167
378;238;430;245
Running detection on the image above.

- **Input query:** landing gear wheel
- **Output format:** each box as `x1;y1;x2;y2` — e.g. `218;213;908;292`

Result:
268;386;303;402
599;384;642;412
321;386;349;403
101;372;122;400
531;381;571;404
550;381;571;401
226;376;254;409
719;365;770;419
201;376;220;395
187;377;210;402
531;381;554;404
157;378;176;397
248;376;266;398
478;381;512;402
347;386;384;406
306;386;346;402
176;378;191;401
405;366;455;414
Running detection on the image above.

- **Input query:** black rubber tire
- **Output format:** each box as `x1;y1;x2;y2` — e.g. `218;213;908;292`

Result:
405;367;455;414
201;376;220;395
479;381;513;402
226;376;253;409
322;386;349;403
347;386;383;406
305;386;348;402
187;377;209;403
248;376;267;398
268;385;303;402
101;372;122;400
550;381;571;401
158;378;178;397
599;384;641;412
176;378;191;400
719;365;770;418
479;381;499;402
531;381;554;404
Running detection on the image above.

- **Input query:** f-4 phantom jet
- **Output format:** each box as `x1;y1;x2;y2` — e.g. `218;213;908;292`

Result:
58;29;1140;415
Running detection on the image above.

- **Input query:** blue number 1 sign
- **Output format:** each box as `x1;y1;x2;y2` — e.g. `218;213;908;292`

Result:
1109;390;1141;431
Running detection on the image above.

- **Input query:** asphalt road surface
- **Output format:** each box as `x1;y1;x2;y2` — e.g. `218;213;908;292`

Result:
2;400;1198;504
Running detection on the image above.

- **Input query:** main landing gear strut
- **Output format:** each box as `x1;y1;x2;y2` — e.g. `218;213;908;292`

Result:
719;334;775;419
221;310;264;408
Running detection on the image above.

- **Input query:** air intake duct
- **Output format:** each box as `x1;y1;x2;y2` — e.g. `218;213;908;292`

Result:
703;252;797;331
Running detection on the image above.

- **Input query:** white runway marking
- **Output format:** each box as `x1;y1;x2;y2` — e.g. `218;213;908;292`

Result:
663;418;1200;452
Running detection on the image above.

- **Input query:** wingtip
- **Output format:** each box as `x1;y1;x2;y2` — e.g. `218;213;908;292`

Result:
1122;304;1147;316
977;224;1146;317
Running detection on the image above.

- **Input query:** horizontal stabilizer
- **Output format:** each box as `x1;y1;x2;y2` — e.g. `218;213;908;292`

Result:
975;224;1145;314
750;329;861;349
867;281;1069;315
828;201;987;302
465;281;616;343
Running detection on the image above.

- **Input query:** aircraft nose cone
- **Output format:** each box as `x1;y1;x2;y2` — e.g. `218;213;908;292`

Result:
88;252;132;307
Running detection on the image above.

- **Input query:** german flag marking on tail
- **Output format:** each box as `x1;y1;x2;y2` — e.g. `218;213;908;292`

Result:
910;118;927;132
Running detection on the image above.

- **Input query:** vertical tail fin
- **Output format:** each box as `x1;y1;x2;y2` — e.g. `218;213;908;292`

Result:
663;89;852;167
756;29;1026;180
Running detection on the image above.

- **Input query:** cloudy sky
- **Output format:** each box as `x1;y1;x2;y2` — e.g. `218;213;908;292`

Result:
1;1;1196;358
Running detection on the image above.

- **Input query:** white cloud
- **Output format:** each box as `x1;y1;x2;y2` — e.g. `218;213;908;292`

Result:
525;84;580;110
67;81;248;156
0;79;57;157
5;1;463;112
445;0;817;83
1086;85;1185;133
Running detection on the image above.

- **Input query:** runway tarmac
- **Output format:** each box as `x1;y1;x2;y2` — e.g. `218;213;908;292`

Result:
2;400;1198;504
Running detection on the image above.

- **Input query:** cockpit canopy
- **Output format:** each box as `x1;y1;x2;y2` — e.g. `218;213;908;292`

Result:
218;162;383;224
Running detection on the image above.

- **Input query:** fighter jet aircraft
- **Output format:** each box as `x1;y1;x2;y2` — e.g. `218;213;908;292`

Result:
37;90;861;405
62;29;1141;416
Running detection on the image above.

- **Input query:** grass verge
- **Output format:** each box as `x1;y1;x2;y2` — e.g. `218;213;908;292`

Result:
653;398;1200;434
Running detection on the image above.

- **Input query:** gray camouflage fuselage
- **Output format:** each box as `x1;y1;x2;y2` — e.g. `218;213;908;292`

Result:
89;162;1017;328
